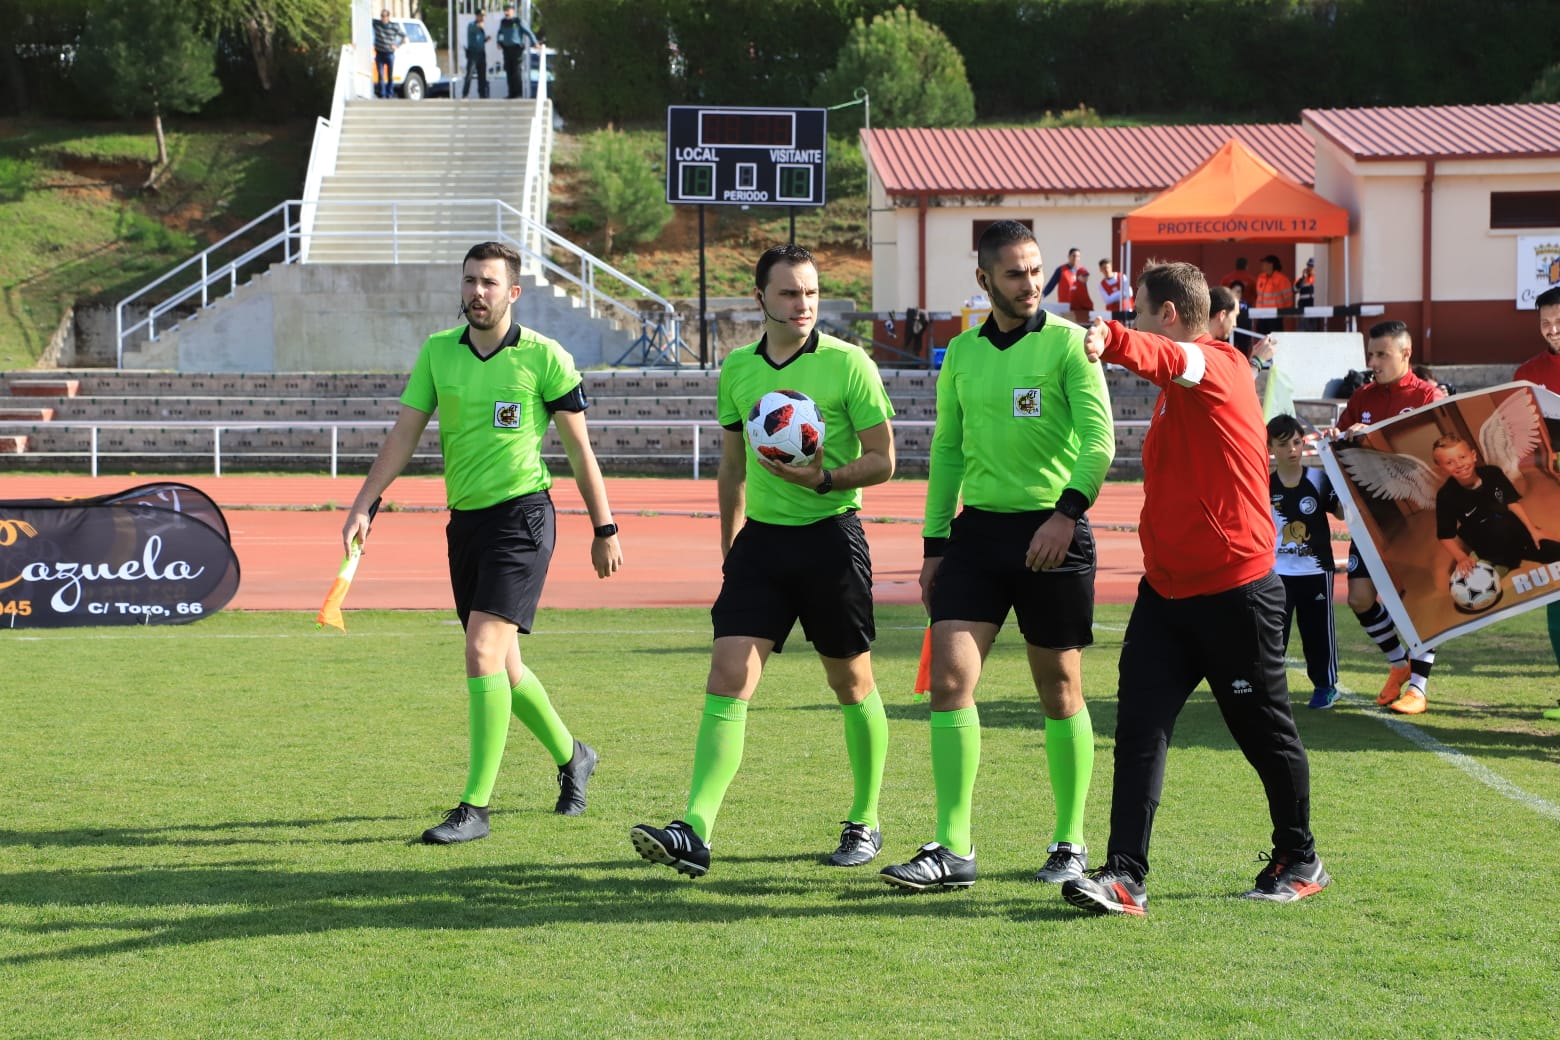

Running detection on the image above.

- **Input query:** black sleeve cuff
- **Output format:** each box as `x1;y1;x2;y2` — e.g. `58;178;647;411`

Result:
1054;488;1090;521
923;537;949;558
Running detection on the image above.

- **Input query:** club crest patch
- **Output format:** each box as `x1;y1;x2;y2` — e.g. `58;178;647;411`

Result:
1013;388;1042;417
494;401;522;428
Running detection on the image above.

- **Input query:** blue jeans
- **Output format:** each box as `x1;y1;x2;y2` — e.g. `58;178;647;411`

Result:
374;50;395;98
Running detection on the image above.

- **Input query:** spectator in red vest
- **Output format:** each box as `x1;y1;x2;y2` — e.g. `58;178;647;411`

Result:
1098;258;1132;314
1042;247;1083;306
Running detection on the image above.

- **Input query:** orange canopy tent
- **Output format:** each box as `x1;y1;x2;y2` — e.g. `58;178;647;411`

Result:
1123;138;1348;241
1121;138;1352;303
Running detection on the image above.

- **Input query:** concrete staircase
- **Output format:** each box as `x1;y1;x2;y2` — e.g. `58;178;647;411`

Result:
121;263;638;373
305;98;552;265
115;95;646;372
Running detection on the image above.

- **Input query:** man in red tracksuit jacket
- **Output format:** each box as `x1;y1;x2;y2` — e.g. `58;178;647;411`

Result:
1060;260;1329;917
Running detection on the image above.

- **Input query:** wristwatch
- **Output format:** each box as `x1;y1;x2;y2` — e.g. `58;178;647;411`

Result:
815;469;834;495
593;522;618;538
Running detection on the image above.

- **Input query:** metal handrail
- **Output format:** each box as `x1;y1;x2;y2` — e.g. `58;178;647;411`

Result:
115;198;681;368
299;43;357;262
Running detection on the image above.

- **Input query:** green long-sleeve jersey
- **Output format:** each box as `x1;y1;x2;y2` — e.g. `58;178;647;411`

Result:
923;311;1114;540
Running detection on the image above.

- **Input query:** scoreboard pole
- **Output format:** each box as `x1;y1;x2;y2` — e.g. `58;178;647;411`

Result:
698;205;708;367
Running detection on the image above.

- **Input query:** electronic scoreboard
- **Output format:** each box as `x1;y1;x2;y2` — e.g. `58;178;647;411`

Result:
665;106;827;207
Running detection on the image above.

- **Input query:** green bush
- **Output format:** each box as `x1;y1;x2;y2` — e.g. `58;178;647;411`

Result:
575;129;673;256
0;157;38;203
118;209;198;254
814;6;974;130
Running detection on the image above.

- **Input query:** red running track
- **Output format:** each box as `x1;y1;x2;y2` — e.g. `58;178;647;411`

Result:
0;475;1161;611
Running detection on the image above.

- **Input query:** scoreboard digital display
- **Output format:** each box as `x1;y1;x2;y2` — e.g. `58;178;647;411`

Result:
666;106;827;207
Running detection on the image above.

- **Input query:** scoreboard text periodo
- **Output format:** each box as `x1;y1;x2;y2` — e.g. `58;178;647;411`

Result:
665;106;827;207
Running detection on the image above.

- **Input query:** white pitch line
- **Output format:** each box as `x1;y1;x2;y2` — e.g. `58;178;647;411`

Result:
1332;682;1560;824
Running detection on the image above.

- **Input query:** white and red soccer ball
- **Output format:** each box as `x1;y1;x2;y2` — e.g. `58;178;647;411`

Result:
745;389;824;466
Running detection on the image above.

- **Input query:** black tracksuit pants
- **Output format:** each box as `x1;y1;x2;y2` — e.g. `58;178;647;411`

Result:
1105;571;1316;881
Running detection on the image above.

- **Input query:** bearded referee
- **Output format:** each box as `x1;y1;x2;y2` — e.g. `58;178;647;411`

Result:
631;244;896;877
879;220;1114;891
344;241;623;845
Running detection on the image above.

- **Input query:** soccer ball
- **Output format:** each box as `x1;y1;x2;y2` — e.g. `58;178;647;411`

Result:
745;389;824;466
1448;559;1503;614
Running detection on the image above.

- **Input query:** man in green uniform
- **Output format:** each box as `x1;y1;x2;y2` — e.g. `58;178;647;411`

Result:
630;244;896;876
344;241;624;844
880;220;1114;891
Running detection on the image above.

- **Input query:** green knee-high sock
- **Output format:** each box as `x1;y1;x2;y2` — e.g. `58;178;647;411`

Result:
1045;704;1094;847
931;706;980;857
683;694;748;843
1547;601;1560;667
461;672;512;807
841;689;888;830
509;666;574;766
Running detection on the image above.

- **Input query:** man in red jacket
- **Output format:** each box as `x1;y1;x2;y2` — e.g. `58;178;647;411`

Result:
1061;260;1328;917
1330;321;1442;715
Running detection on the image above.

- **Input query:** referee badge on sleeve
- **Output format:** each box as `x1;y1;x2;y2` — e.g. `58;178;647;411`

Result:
494;401;522;428
1013;388;1042;417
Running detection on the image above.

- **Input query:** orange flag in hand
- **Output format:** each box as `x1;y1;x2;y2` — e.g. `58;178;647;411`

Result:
912;623;933;703
315;497;379;632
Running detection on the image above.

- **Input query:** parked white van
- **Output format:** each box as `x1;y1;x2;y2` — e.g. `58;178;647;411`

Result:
383;17;443;100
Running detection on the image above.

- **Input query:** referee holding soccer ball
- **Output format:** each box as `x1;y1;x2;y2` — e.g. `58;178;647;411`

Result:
631;243;897;878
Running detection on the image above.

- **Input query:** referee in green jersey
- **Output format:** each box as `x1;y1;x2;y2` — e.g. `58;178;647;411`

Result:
344;241;624;845
881;221;1114;891
631;244;897;877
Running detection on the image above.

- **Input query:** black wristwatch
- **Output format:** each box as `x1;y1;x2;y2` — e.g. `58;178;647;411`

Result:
815;469;834;495
593;522;618;538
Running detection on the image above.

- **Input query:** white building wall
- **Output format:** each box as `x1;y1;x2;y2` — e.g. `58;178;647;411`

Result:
870;184;1147;312
1432;161;1560;302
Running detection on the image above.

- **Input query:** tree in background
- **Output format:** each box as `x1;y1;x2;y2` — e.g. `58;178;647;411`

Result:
201;0;345;96
575;129;672;257
813;5;974;130
74;0;222;180
1524;63;1560;102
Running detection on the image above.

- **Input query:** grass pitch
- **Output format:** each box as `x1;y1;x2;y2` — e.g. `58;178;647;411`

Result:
1;604;1557;1038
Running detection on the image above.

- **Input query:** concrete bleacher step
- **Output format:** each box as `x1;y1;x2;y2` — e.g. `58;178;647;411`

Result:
9;378;79;397
0;405;55;421
0;435;27;452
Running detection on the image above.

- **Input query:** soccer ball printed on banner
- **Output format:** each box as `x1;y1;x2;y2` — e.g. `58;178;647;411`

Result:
1449;558;1504;614
745;389;824;465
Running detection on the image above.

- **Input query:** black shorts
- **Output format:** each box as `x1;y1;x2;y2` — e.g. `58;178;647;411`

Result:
930;507;1095;650
710;512;875;657
1345;540;1378;583
447;491;555;633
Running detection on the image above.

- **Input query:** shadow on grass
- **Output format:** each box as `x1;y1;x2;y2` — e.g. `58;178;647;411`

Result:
0;815;407;849
0;849;1094;966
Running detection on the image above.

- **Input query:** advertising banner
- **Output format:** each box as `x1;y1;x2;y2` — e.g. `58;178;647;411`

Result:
1318;383;1560;655
0;483;240;628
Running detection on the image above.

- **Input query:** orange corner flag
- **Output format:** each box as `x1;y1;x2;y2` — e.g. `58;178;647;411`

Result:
912;623;933;703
